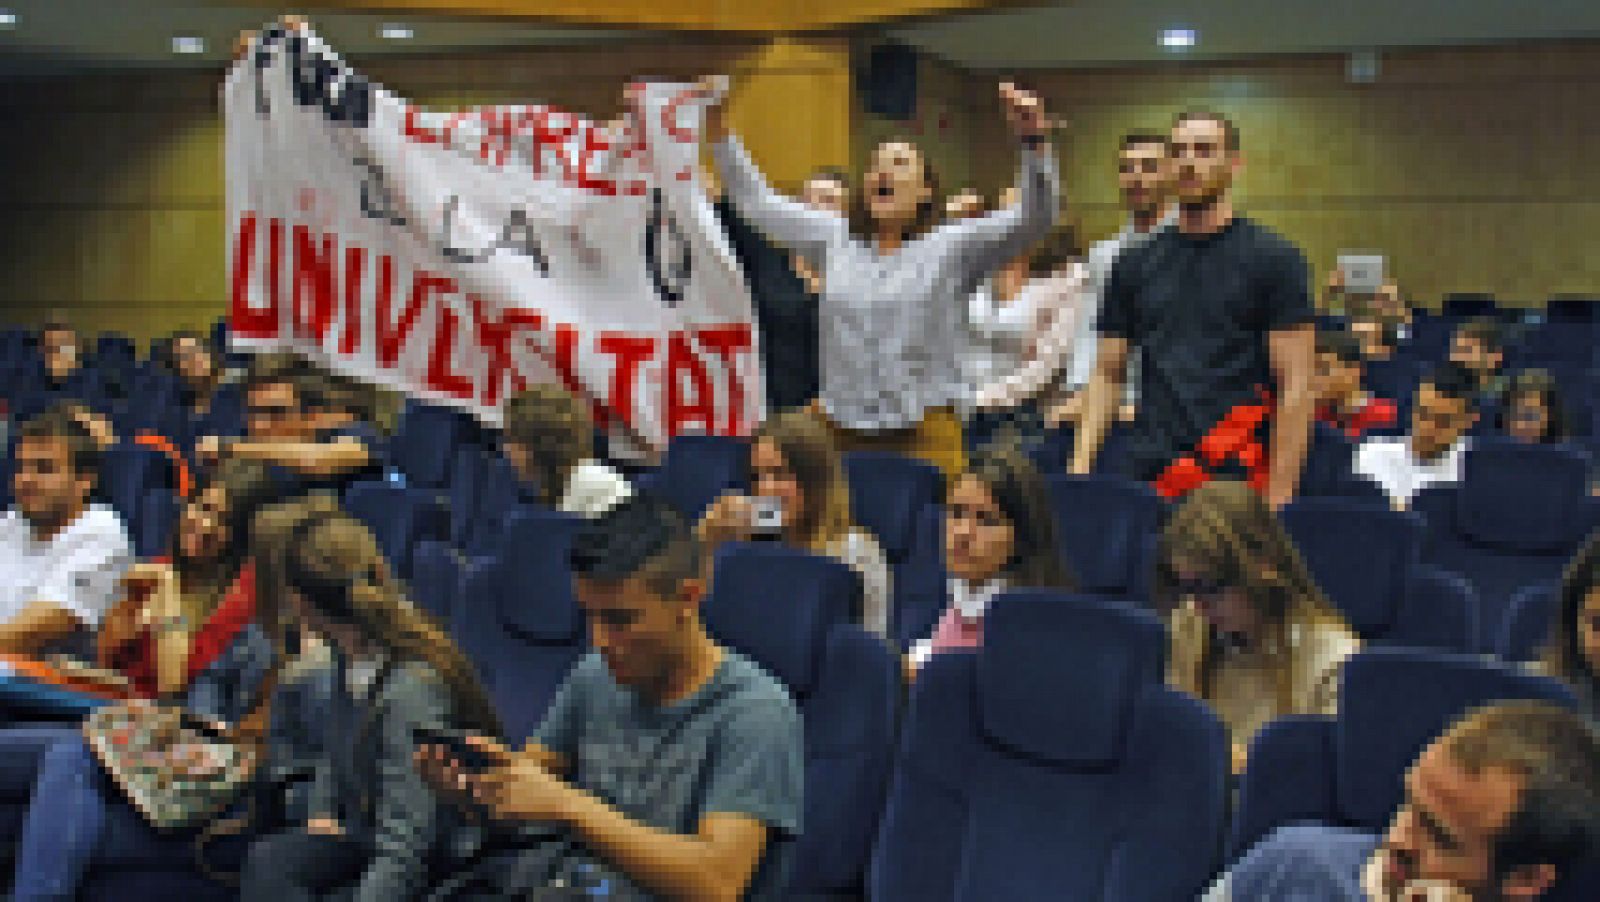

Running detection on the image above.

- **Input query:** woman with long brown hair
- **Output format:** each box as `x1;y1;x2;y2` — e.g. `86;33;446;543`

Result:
1157;480;1360;771
8;460;279;901
240;500;501;902
698;409;892;637
1539;533;1600;723
704;77;1061;479
907;446;1075;672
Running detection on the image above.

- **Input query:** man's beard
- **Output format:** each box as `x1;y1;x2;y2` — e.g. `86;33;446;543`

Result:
1178;184;1225;213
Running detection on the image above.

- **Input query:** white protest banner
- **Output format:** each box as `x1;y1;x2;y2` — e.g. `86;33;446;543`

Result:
225;25;763;450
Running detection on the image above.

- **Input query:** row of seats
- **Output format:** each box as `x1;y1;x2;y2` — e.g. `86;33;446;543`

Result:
351;527;1600;900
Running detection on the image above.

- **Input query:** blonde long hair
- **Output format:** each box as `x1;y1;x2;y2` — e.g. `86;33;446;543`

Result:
753;410;856;554
1157;481;1352;714
253;495;501;737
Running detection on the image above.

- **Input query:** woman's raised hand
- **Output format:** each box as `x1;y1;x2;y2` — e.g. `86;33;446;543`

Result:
999;81;1051;141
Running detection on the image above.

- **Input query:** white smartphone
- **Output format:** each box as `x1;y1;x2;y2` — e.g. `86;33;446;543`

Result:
1338;252;1386;294
748;496;785;536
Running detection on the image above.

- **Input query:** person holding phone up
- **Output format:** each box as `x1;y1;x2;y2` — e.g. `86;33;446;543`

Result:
696;410;892;639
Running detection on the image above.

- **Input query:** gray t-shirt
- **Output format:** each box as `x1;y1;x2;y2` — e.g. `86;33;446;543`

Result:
535;649;804;900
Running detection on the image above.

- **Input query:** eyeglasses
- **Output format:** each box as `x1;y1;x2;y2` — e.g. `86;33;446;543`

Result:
247;404;300;420
1170;576;1232;600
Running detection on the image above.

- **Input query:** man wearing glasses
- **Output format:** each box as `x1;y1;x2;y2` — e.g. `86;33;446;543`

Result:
195;354;378;495
1353;363;1478;510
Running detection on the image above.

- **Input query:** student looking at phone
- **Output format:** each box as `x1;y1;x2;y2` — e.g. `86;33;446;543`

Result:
417;492;803;901
696;410;891;638
238;503;502;902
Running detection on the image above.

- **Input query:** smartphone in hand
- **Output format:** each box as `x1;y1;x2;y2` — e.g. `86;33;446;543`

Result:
413;726;500;772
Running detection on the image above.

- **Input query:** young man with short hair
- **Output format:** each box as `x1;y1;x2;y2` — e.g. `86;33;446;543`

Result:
1354;363;1478;509
1048;131;1174;427
1450;317;1509;404
0;405;132;655
1072;111;1316;509
419;491;803;901
1205;701;1600;901
197;355;378;493
1315;330;1399;440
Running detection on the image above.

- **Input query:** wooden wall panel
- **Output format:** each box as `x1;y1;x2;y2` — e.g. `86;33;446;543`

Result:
966;42;1600;308
0;36;850;341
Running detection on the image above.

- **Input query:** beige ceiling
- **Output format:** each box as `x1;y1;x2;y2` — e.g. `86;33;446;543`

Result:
2;0;1599;74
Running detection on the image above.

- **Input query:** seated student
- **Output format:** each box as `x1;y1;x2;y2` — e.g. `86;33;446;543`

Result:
500;383;618;508
0;405;132;657
1159;480;1360;772
1314;330;1399;440
15;323;106;419
698;410;892;638
7;461;279;901
197;354;377;495
1450;316;1509;405
1204;701;1600;901
170;329;244;440
1349;312;1402;364
1539;533;1600;724
239;504;503;902
1501;370;1571;446
416;491;803;901
1355;364;1478;510
906;447;1075;672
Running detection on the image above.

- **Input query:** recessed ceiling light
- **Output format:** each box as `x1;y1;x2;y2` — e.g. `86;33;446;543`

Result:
380;23;413;40
1160;28;1197;50
0;10;17;28
172;35;206;55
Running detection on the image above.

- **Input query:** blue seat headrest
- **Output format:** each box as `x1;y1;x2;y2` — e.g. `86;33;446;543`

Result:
1281;500;1421;638
1046;475;1164;596
1455;440;1593;552
843;452;942;560
703;543;860;697
978;592;1166;768
498;509;584;644
1335;648;1579;829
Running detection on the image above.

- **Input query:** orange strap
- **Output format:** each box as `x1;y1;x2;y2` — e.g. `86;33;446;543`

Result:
1152;392;1274;500
133;433;194;500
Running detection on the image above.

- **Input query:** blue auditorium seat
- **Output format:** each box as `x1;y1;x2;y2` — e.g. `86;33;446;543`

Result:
1045;473;1163;606
410;539;464;623
452;509;587;741
135;488;179;560
1301;422;1389;499
341;481;449;581
870;592;1229;902
1411;439;1598;651
446;441;487;549
1281;499;1476;653
703;543;896;895
389;400;478;490
1230;648;1594;902
461;454;538;559
639;433;749;522
97;440;174;540
1442;293;1498;319
1363;356;1422;429
842;452;946;649
1497;581;1560;663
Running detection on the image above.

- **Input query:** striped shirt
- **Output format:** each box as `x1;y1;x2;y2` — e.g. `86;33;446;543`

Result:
714;136;1061;431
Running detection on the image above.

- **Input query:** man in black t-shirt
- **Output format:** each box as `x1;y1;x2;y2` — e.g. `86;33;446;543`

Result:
711;168;846;414
1071;111;1315;508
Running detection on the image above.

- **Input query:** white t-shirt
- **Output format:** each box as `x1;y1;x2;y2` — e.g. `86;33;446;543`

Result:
0;503;133;628
1353;436;1469;508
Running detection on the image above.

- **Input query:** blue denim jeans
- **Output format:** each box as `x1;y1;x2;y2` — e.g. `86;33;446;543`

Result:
10;736;107;901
